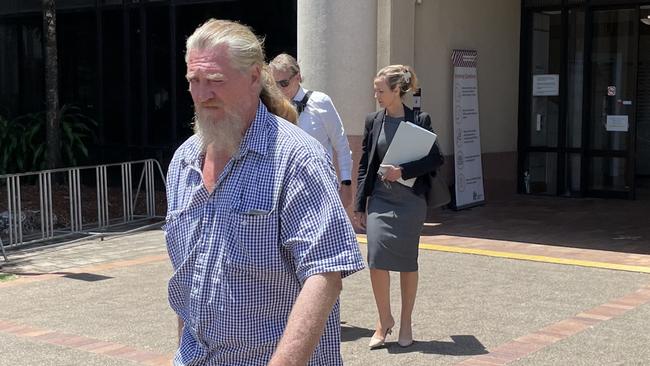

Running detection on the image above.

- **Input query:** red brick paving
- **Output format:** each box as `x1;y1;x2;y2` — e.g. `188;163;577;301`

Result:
456;281;650;365
0;318;172;365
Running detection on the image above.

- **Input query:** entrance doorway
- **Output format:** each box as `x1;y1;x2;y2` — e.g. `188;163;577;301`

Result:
520;2;650;200
637;6;650;199
588;8;636;198
519;8;585;197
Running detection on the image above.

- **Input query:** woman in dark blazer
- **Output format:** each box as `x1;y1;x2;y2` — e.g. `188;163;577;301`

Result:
353;65;443;349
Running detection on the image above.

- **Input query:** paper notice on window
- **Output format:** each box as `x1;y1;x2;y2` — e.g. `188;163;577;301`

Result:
532;74;559;96
606;115;629;132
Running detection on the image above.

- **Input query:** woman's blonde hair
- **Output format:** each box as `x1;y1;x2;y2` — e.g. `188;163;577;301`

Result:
376;64;418;97
269;53;302;81
185;19;297;123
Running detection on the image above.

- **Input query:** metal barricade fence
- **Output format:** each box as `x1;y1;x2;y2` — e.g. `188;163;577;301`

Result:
0;159;166;259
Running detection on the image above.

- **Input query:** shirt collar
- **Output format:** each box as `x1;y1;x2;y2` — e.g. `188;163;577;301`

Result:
238;100;269;158
293;86;307;102
180;135;204;170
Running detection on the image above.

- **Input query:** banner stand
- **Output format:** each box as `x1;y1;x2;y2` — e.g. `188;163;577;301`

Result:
451;49;485;210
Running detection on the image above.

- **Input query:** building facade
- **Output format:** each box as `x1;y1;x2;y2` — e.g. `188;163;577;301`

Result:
4;0;650;201
0;0;296;167
298;0;521;200
519;0;650;200
301;0;650;201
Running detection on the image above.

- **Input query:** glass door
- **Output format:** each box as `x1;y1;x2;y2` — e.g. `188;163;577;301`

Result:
587;8;638;198
521;8;584;197
636;5;650;199
522;10;562;195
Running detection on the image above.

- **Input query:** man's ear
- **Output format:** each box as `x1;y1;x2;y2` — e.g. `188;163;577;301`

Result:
250;64;262;88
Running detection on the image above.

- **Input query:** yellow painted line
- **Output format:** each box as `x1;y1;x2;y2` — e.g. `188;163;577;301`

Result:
356;235;650;274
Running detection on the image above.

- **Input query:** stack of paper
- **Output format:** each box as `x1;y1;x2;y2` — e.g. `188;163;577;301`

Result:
380;121;437;187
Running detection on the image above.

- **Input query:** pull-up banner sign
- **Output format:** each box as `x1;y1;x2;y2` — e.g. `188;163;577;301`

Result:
451;49;485;209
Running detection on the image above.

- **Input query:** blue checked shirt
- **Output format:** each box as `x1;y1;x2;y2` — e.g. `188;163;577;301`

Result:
164;102;365;365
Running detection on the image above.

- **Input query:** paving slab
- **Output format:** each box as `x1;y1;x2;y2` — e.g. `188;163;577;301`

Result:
1;194;650;365
0;261;176;355
340;247;650;366
0;333;141;366
510;302;650;365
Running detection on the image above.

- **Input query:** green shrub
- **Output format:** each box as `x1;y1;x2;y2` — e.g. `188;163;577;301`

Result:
0;104;97;175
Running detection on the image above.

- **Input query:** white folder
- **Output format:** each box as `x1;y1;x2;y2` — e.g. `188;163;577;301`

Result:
380;121;437;187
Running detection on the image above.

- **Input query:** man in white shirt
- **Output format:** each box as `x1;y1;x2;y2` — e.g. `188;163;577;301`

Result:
270;53;353;208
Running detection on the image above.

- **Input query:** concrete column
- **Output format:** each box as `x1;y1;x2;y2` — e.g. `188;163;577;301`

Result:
297;0;377;135
377;0;416;69
377;0;417;106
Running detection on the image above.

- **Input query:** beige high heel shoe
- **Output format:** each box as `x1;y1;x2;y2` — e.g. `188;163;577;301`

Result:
398;327;413;348
368;327;393;349
397;336;413;348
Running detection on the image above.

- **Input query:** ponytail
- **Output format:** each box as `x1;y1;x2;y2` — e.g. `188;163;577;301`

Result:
260;65;298;124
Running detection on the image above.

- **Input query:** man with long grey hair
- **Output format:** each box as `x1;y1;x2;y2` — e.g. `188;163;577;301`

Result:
164;19;364;366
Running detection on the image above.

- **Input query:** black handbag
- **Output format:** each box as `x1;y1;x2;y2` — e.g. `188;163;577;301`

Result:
427;171;451;208
412;107;448;208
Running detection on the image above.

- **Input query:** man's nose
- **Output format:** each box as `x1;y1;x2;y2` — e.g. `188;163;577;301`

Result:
195;83;214;102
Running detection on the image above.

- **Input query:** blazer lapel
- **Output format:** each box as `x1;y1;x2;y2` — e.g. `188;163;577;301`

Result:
371;110;384;147
368;109;384;166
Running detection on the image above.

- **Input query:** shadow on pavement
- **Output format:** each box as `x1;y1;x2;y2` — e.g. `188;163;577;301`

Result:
0;271;114;282
387;335;487;356
340;323;374;342
0;257;36;273
421;195;650;255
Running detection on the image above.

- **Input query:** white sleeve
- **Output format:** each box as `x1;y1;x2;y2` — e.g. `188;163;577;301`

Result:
319;95;353;181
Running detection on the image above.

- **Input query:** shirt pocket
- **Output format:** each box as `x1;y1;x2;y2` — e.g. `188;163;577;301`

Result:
228;209;286;274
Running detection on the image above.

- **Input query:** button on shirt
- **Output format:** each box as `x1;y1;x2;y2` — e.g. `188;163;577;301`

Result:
294;87;353;181
164;101;365;366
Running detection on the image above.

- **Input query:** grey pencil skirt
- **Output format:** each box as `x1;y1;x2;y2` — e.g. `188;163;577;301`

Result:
366;179;427;272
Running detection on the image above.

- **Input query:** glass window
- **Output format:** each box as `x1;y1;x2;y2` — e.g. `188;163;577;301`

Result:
563;153;581;195
129;8;142;147
590;9;636;151
530;11;561;148
57;0;95;9
566;8;584;148
147;5;172;146
58;11;97;115
524;152;557;195
0;0;95;13
0;0;40;16
102;9;126;146
524;0;562;7
589;157;628;192
637;6;650;176
0;24;19;115
19;19;45;114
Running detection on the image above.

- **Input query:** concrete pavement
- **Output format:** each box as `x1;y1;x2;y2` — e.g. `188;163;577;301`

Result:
1;195;650;365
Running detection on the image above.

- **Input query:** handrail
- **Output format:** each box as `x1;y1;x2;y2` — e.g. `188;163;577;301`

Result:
0;159;167;260
0;159;166;179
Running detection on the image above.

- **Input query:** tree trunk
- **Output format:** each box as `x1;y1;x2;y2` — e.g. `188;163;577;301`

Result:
43;0;61;169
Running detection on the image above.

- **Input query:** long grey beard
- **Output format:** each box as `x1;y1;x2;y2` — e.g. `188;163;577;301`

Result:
193;108;246;156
